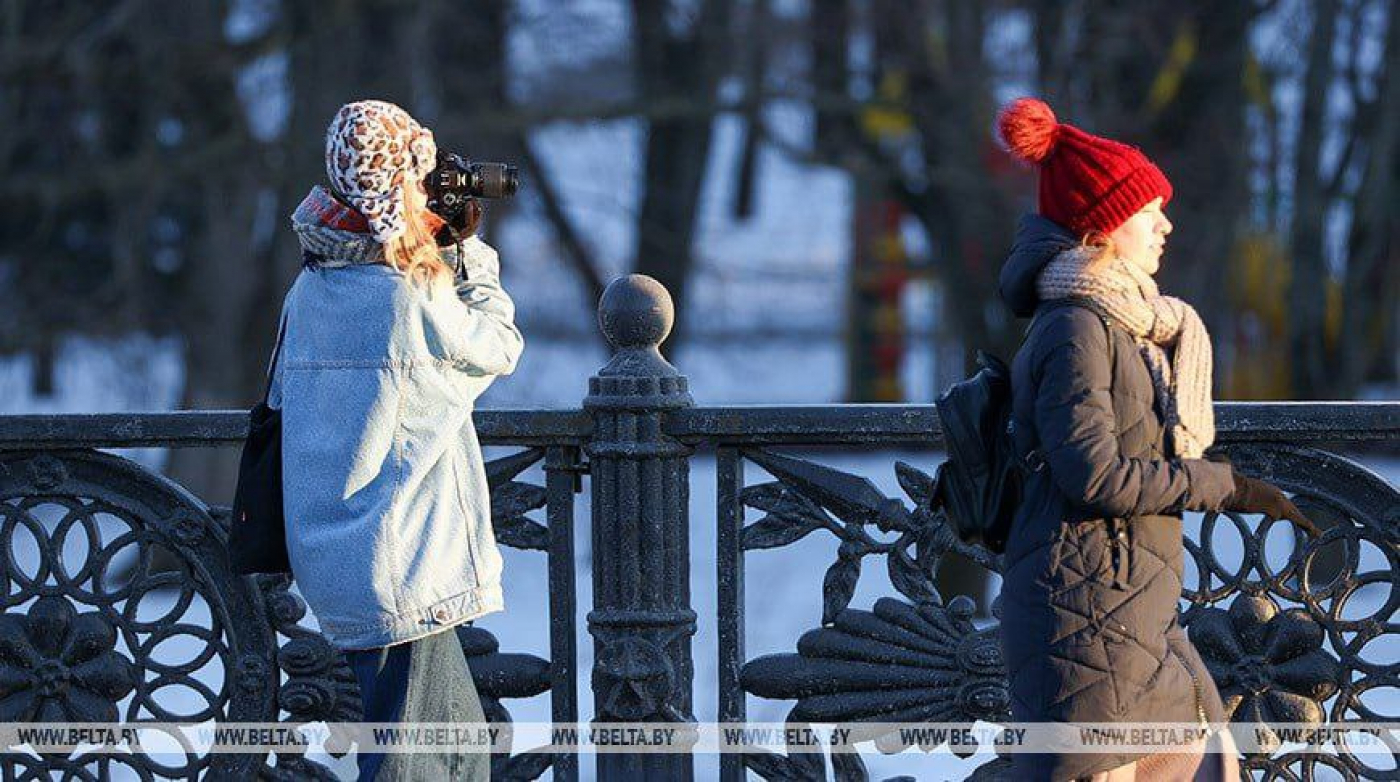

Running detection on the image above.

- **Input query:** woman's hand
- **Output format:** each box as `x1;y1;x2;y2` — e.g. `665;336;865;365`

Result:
435;198;482;246
1223;469;1322;537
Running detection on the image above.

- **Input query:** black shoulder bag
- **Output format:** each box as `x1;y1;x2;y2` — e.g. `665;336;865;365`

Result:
229;313;291;575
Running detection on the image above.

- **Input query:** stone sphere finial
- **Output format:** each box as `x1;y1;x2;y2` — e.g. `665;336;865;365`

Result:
597;274;674;350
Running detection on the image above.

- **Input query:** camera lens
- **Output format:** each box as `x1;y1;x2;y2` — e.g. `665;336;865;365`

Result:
470;163;520;199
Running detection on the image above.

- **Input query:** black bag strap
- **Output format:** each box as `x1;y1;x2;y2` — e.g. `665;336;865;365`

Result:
262;311;289;404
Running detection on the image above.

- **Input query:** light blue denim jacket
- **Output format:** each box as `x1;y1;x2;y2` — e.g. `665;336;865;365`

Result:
268;235;522;649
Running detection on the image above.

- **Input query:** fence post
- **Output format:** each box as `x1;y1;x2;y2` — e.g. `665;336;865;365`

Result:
585;274;696;780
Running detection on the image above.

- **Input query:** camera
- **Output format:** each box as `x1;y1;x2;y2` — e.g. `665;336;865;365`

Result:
424;151;519;221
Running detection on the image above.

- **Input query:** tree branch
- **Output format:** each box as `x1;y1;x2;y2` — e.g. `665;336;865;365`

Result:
515;135;606;306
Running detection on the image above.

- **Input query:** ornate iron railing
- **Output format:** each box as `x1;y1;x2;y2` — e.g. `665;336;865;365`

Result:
1;275;1396;781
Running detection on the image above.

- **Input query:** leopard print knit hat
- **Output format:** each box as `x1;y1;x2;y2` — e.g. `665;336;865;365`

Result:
323;100;437;245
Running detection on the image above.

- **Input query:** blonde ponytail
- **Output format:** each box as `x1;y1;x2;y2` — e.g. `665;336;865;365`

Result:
385;185;451;285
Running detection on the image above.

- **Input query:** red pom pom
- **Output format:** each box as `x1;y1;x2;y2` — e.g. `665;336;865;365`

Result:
998;98;1058;164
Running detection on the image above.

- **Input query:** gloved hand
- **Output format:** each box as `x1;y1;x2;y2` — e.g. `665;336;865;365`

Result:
1224;469;1322;537
435;198;483;246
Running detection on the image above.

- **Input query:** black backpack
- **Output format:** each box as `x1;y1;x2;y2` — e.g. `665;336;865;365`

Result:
932;351;1023;554
933;299;1110;553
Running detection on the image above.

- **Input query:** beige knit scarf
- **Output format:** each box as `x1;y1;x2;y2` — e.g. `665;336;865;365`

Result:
1036;247;1215;459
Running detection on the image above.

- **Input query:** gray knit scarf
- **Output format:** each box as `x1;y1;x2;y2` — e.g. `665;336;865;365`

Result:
1037;247;1215;459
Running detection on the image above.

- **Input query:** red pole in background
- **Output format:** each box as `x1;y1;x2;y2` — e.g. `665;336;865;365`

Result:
846;179;908;402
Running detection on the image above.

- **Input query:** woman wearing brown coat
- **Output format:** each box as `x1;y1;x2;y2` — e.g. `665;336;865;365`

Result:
994;98;1318;781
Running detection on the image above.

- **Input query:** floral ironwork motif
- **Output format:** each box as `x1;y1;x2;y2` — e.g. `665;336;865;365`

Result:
0;450;279;778
736;449;1009;780
0;596;137;722
1190;594;1341;753
740;449;998;623
1185;445;1397;780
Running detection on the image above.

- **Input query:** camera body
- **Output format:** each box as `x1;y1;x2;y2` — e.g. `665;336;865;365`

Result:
424;151;519;221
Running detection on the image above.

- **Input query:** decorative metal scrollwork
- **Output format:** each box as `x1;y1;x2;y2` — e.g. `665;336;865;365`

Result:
740;449;998;622
737;448;1009;780
487;448;550;552
1187;444;1399;781
255;574;362;770
479;448;561;780
0;449;295;779
0;446;566;781
459;623;553;780
734;444;1398;781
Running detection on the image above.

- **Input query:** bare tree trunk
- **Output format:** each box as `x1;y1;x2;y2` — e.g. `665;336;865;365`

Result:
631;0;733;348
160;0;274;506
165;164;265;505
1338;0;1399;393
1145;4;1253;354
810;0;851;155
860;0;1013;609
1287;0;1340;399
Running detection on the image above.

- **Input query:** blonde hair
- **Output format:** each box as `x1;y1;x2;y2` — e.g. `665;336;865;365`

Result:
384;182;451;285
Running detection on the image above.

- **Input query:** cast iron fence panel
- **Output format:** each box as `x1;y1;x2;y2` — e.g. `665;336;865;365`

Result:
0;274;1396;781
712;439;1399;782
0;437;581;780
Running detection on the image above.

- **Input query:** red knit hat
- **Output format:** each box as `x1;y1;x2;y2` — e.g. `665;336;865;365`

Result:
997;97;1172;236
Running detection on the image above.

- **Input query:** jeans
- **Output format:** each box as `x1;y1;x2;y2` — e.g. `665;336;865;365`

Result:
345;626;490;781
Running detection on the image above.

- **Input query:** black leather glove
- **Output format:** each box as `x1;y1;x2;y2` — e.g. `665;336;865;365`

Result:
1224;469;1322;537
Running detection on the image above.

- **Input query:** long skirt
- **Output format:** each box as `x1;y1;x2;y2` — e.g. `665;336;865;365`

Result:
344;626;490;781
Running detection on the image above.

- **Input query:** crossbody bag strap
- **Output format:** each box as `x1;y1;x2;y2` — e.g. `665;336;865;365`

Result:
262;311;290;404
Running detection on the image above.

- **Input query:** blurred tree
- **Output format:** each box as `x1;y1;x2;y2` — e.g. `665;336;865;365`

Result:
1;0;1395;519
1338;0;1399;393
630;0;735;348
0;0;272;503
1288;0;1342;399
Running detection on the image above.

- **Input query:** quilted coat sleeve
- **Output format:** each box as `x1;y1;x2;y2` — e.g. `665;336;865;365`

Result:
1031;310;1235;518
442;237;525;377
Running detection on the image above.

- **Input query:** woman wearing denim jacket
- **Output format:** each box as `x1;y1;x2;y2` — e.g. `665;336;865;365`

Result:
267;100;523;781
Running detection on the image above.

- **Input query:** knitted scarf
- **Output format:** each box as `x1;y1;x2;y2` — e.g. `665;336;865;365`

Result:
291;186;386;266
291;185;471;276
1037;246;1215;459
